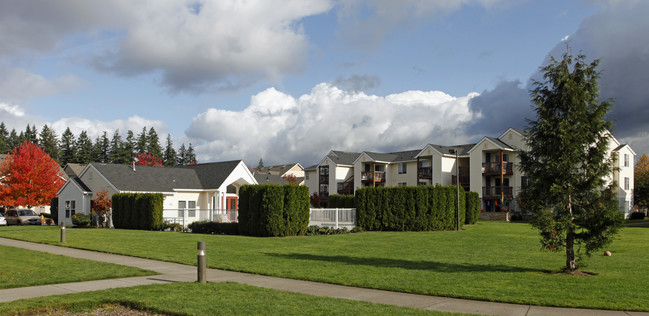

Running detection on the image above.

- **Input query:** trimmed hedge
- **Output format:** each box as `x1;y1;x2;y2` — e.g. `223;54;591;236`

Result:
465;191;481;224
50;197;58;225
112;193;164;230
328;194;355;208
629;212;646;220
238;184;310;237
188;221;239;235
355;185;467;231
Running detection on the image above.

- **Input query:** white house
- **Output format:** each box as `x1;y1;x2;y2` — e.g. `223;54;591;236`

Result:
56;160;257;226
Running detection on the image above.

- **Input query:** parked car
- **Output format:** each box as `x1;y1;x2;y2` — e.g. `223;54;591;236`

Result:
4;209;42;225
0;213;6;226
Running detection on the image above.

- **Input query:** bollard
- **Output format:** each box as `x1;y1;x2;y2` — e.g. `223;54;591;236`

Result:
197;241;206;283
60;222;66;243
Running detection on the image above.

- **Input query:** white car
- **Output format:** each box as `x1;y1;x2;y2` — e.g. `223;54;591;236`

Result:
0;213;6;226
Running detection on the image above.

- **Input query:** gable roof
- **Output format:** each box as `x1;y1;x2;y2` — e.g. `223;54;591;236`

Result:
467;136;515;153
319;150;362;166
359;149;421;164
84;160;248;193
254;163;303;176
416;143;475;158
64;163;87;178
254;173;288;185
612;144;637;156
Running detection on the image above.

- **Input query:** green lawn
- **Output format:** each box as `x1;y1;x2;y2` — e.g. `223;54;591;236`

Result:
0;282;456;315
0;222;647;311
0;244;156;289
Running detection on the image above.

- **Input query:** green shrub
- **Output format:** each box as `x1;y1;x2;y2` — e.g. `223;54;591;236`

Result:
239;184;310;237
355;185;470;231
328;195;355;208
304;225;354;236
188;221;239;235
629;212;646;220
112;193;164;230
50;197;58;225
465;191;480;225
162;221;183;232
71;213;90;227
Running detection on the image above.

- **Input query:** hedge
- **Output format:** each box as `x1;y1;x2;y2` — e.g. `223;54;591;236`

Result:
50;197;58;225
355;185;467;231
465;191;481;224
238;184;310;237
112;193;164;230
328;194;355;208
188;221;239;235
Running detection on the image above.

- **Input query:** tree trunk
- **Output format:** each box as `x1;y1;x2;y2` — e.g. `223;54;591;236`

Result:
565;227;577;271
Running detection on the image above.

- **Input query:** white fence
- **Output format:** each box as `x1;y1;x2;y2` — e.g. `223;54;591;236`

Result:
309;208;356;229
163;208;356;229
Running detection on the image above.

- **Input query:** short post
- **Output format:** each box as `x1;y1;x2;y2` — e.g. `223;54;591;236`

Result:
197;241;206;283
335;208;339;229
60;222;66;243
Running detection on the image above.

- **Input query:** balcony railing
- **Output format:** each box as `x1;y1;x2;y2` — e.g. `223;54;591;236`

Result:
361;171;385;182
482;162;513;175
482;186;513;198
418;167;432;178
451;175;470;188
337;182;354;195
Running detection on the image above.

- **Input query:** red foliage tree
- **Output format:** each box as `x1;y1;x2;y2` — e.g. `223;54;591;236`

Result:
282;174;298;185
134;152;164;167
91;191;112;215
0;141;64;208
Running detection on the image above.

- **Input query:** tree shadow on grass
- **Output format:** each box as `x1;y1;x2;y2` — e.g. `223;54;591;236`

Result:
265;253;550;274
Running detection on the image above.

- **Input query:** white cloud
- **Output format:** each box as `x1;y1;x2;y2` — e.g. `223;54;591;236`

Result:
0;103;25;117
49;116;167;140
186;83;478;165
0;64;83;103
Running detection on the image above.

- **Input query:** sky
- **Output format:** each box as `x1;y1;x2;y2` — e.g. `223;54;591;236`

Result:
1;0;648;167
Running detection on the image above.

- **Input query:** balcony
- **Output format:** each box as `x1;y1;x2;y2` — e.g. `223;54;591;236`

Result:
482;186;513;199
482;162;513;175
319;175;329;183
418;167;432;179
361;171;385;183
337;182;354;195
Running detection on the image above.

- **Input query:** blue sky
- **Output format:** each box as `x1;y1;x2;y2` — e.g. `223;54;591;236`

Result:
1;1;647;166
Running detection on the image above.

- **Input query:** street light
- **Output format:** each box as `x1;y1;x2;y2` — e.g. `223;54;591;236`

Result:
449;149;460;231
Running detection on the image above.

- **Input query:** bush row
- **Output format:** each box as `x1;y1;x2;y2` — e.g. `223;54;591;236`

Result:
328;194;355;208
238;184;310;237
465;191;480;224
188;221;239;235
50;197;59;225
112;193;164;230
355;185;466;231
629;212;646;220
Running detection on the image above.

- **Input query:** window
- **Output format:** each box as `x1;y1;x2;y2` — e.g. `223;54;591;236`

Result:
624;154;629;167
305;172;309;180
319;166;329;175
65;200;76;218
188;201;196;217
625;177;630;191
178;201;186;217
398;163;407;174
521;176;530;189
398;182;407;187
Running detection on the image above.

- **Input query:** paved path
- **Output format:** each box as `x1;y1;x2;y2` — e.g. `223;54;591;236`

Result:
0;237;646;316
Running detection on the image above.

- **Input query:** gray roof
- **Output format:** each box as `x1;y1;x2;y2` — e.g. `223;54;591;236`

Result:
254;173;288;185
72;177;92;192
485;137;515;150
89;160;243;192
365;149;421;163
64;163;87;178
424;144;475;157
327;151;362;166
255;163;301;176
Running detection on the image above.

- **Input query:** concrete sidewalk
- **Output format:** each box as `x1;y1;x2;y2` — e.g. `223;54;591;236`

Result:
0;237;646;316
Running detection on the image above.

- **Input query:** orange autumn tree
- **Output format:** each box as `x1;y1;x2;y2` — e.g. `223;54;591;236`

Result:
0;141;64;208
134;152;164;167
91;191;113;228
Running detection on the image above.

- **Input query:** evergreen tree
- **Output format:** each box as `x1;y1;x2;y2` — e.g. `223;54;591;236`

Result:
136;127;148;154
0;122;9;154
109;130;125;164
163;134;177;167
147;127;162;159
24;125;38;145
59;128;76;166
635;153;649;207
92;132;110;163
7;129;19;151
123;130;136;163
38;124;59;162
186;143;197;164
177;143;187;165
519;52;623;272
75;131;93;164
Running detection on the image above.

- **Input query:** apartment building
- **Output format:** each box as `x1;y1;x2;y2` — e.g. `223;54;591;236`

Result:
305;127;635;217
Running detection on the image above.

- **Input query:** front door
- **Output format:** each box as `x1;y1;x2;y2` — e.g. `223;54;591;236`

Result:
226;196;238;221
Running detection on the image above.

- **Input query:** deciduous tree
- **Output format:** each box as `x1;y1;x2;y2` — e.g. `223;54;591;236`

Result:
91;191;113;228
0;142;64;208
518;52;622;272
134;152;164;167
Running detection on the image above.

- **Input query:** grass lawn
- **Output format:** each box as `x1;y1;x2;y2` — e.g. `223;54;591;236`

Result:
0;244;156;289
0;282;456;315
0;222;647;311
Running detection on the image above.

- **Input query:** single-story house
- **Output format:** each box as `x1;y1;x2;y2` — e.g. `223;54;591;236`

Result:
56;160;257;226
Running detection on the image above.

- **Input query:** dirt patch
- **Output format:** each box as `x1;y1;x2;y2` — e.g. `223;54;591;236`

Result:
14;305;167;316
551;269;597;276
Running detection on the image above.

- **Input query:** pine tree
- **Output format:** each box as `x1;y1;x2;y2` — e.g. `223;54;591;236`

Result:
136;127;148;154
109;130;125;164
257;158;264;170
147;127;162;159
123;130;136;164
519;52;623;272
7;129;19;151
177;143;187;165
38;124;59;162
186;143;197;164
92;132;110;163
60;128;76;166
0;123;9;154
163;134;177;167
76;131;93;164
25;125;38;145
